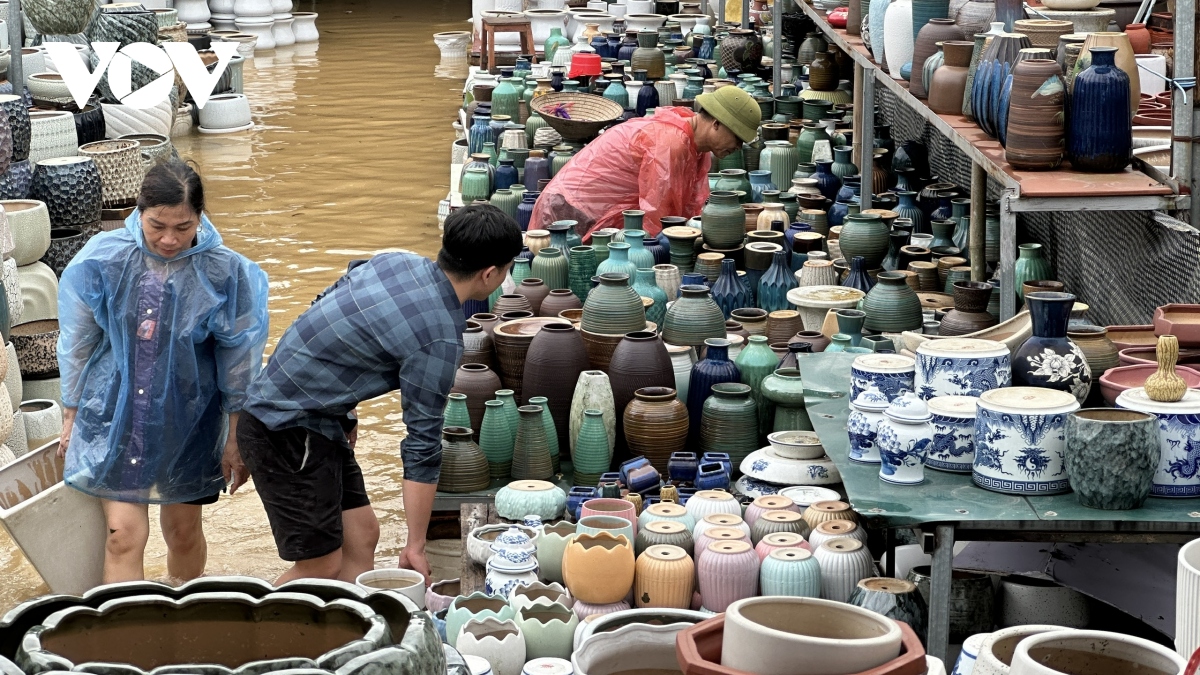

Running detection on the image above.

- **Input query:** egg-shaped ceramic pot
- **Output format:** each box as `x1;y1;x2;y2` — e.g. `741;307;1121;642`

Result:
684;489;742;523
536;522;576;584
637;501;695;531
447;593;519;648
562;531;635;605
456;617;527;675
697;540;759;612
812;538;877;603
754;531;811;560
515;600;579;660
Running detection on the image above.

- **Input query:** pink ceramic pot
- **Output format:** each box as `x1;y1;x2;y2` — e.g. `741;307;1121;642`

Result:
742;495;801;528
697;540;759;612
580;497;638;537
754;531;811;560
1099;364;1200;406
694;526;751;568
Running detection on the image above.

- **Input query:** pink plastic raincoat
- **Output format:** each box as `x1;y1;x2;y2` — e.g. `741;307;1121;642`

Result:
529;106;711;240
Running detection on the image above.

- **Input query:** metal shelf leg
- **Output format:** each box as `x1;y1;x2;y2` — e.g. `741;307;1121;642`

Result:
970;163;985;281
999;190;1017;319
860;67;875;211
928;524;956;663
742;0;750;26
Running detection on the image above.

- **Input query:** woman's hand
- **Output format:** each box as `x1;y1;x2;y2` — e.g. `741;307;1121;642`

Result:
222;412;247;494
57;407;78;459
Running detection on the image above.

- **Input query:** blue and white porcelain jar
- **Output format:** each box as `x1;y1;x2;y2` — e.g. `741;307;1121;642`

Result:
915;337;1011;400
847;384;889;464
876;392;934;485
1116;387;1200;498
851;354;916;402
926;395;979;473
973;387;1079;495
490;526;537;561
485;549;540;598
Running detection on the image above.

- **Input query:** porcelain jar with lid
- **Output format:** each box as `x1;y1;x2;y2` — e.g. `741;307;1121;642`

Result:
926;395;979;473
1116;386;1200;498
915;337;1011;399
876;392;934;485
490;525;537;559
851;353;917;402
848;384;889;464
973;387;1079;495
487;548;541;598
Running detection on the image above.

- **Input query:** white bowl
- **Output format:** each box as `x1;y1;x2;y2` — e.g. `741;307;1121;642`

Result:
1038;0;1101;10
1011;629;1185;675
778;485;841;507
355;568;426;609
722;596;903;675
740;447;842;486
198;93;252;130
767;430;825;459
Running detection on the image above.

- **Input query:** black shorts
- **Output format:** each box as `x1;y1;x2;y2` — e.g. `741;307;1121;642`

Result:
237;413;371;561
183;492;221;506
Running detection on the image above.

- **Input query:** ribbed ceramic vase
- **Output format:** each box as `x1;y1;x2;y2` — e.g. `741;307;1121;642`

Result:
813;538;877;603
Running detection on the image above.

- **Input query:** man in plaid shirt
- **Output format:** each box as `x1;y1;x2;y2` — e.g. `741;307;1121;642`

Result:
238;205;522;582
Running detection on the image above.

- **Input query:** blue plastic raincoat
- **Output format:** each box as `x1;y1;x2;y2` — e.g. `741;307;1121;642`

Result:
57;210;270;504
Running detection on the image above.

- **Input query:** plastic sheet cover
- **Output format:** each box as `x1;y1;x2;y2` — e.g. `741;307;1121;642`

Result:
57;210;270;504
530;106;711;240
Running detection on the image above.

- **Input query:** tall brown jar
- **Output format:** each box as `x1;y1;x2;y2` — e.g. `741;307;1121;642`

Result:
523;323;590;446
807;50;839;91
1005;59;1067;170
624;386;689;471
911;19;965;99
609;332;675;426
929;41;974;114
451;363;503;439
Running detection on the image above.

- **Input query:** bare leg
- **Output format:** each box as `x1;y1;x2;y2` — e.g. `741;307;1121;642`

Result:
338;505;380;582
275;548;344;584
160;503;208;581
101;500;150;583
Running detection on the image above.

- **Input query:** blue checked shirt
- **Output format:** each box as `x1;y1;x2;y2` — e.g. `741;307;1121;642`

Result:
243;253;464;484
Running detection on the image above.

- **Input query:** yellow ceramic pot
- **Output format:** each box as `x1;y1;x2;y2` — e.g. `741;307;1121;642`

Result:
634;544;695;609
562;530;636;604
802;500;857;530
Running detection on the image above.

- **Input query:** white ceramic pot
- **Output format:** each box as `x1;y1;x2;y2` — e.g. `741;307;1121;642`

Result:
271;14;295;46
355;568;426;609
572;619;696;675
1179;537;1200;657
624;12;665;31
973;625;1068;675
210;13;237;31
684;489;742;522
2;259;21;326
974;387;1078;495
785;286;865;331
458;617;526;675
496;479;567;521
487;549;541;598
291;11;318;41
176;0;211;23
4;201;49;267
198;94;253;131
1136;54;1167;95
18;399;59;449
27;111;77;165
1010;629;1184;675
21;377;60;409
765;430;825;460
721;596;903;675
6;408;24;457
225;32;259;57
234;16;276;50
102;100;175;138
26;73;69;100
883;0;913;79
876;392;934;486
1116;387;1200;498
998;576;1089;629
812;538;876;603
270;0;292;12
20;48;44;79
565;8;603;38
952;632;990;675
78;139;143;208
524;9;567;49
4;343;20;412
915;338;1011;400
211;0;236;14
626;0;655;12
807;520;865;549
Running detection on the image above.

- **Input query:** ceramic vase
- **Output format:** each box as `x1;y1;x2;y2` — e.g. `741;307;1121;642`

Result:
624;386;688;471
700;383;759;465
911;19;965;98
862;272;923;333
876;393;935;485
883;0;915;79
1013;292;1091;404
663;285;726;347
973;386;1079;495
700;191;745;250
634;544;695;608
1068;46;1132;172
562;531;636;604
1005;59;1067;170
569;369;616;455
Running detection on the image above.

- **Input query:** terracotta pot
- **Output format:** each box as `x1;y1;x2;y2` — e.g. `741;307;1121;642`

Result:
1005;59;1067;170
562;531;636;604
451;363;503;439
929;40;974;114
522;322;589;446
696;540;759;612
911;20;966;99
624;386;689;471
635;544;695;608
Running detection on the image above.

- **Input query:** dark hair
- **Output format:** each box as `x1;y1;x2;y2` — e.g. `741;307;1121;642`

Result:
438;204;523;279
137;159;205;215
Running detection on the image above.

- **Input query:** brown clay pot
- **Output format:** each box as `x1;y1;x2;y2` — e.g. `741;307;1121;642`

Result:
472;312;501;340
450;363;504;438
539;288;583;317
790;330;830;353
1005;59;1067;171
609;331;675;428
624;386;689;471
939;280;998;336
493;294;533;315
523;322;590;446
766;310;804;345
438;426;492;493
462;320;494;368
516;278;551;314
911;19;965;99
929;40;974;114
494;317;572;400
807;50;839;91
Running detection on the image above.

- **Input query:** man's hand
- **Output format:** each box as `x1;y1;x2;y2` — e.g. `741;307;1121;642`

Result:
398;544;431;582
57;407;78;458
222;412;247;494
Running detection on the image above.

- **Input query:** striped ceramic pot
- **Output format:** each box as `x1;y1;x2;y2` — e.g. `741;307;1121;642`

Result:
697;540;759;612
760;548;822;597
812;538;877;603
754;531;811;560
634;544;695;609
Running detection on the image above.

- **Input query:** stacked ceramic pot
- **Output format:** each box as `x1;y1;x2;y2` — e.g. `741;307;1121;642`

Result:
234;0;276;50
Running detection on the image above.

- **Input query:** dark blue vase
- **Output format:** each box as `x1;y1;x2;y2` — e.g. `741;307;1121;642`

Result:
517;246;535;262
463;298;488;319
686;338;741;443
618;33;638;61
607;34;622;57
550;69;565;91
591;34;610;58
828;199;851;227
711;259;752;318
1013;291;1090;405
494;159;518;191
682;272;708;287
996;71;1014;147
757;250;797;312
931;192;956;221
668;452;699;482
895;191;925;234
524;153;551;192
843;255;875;293
517;192;538;231
637;81;660;117
837;176;861;204
812;159;842;202
468;114;492;154
699;35;715;60
1068;46;1132;173
892;140;930;179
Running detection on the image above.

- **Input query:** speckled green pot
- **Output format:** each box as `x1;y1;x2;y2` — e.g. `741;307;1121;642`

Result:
699;382;759;464
1064;409;1159;510
701;190;745;250
568;246;598;302
663;285;727;347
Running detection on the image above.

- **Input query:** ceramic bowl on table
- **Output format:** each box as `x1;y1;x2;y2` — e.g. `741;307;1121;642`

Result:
1105;324;1157;350
1098;364;1200;405
764;430;825;460
739;444;841;486
355;568;426;609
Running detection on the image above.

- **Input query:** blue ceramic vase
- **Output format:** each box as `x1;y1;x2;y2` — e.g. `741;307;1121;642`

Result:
1068;46;1131;173
811;159;842;202
686;338;742;444
711;259;752;318
757;250;797;313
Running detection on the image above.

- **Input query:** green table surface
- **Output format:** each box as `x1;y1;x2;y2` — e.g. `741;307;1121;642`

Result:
798;352;1200;529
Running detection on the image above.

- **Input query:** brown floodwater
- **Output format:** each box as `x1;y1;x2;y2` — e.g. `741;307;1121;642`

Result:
0;0;471;610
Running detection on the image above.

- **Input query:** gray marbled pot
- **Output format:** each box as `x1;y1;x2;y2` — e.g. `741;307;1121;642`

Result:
0;577;445;675
1065;408;1161;510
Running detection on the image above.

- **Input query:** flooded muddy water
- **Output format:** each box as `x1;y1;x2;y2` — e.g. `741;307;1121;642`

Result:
0;0;470;609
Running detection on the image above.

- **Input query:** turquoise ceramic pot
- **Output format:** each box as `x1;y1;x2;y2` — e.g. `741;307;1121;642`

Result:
759;548;822;597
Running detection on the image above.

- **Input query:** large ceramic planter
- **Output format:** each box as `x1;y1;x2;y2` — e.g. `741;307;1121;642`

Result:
78;139;142;209
19;399;60;449
25;0;93;35
456;617;526;675
973;387;1078;495
571;615;701;675
30;157;102;229
998;576;1089;628
915;337;1011;399
1011;630;1184;675
1116;387;1200;498
4;200;50;266
1178;539;1200;658
972;624;1065;675
27;111;77;166
846;578;928;643
39;227;86;278
10;319;57;379
561;531;636;605
1063;408;1158;509
495;479;566;521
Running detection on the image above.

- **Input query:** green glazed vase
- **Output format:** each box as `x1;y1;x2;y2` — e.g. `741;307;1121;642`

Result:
492;77;520;119
831;145;858;178
663;284;727;347
461;166;491;203
735;335;781;439
862;272;924;333
633;268;668;326
760;367;813;432
1014;242;1052;301
550;146;574;176
581;272;646;335
701;190;746;250
568;246;598;302
573;408;613;485
497;389;520;438
512;257;532;285
714;168;752;203
931;220;956;249
445;393;472;431
512;405;554;480
760;141;800;198
838;213;889;269
624;229;655;270
528;396;561;475
479;399;514;479
796;123;831;165
490;188;520;219
591;230;614;264
700;382;759;465
532;247;569;291
545;27;570;63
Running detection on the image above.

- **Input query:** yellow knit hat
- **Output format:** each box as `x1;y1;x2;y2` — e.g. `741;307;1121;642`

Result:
696;85;761;143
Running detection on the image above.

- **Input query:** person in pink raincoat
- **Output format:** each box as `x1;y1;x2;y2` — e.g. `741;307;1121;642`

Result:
529;86;762;240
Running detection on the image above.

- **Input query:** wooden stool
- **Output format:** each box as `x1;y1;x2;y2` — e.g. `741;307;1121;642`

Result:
480;16;537;73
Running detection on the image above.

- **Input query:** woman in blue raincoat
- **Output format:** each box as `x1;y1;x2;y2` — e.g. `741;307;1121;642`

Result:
57;160;269;583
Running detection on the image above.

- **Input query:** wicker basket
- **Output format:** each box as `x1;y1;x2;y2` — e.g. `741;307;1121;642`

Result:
1013;19;1075;49
531;93;623;141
